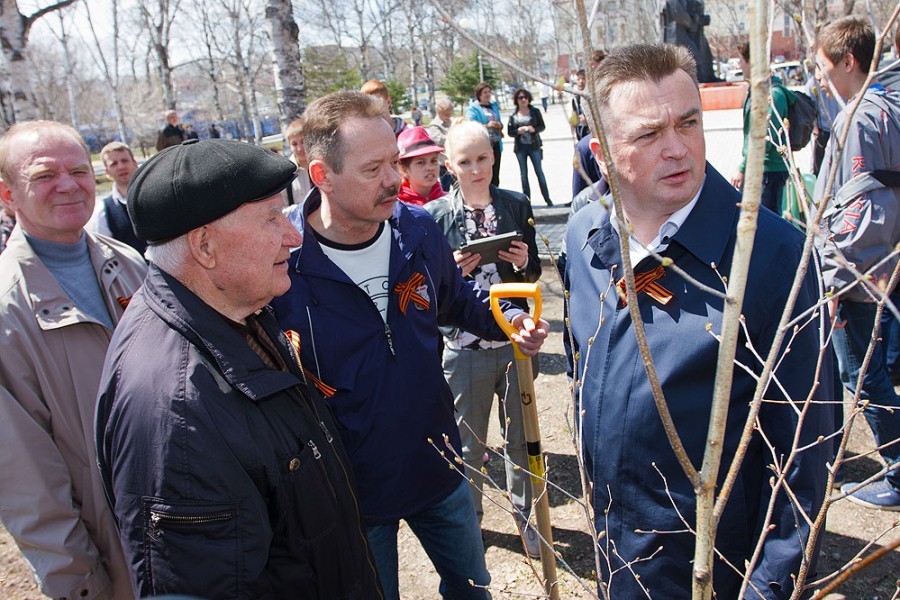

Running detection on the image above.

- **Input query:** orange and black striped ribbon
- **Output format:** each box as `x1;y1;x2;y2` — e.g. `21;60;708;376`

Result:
393;272;430;314
616;265;673;307
284;329;337;398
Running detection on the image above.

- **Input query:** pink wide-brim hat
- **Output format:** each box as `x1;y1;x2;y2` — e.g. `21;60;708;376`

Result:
398;126;444;159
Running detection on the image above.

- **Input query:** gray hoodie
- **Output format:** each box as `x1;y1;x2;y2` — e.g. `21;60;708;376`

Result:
816;84;900;301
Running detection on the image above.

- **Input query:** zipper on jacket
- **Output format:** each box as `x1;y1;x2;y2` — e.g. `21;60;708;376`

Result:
384;322;396;356
308;439;322;460
307;442;338;503
331;434;385;600
319;421;333;443
149;510;234;539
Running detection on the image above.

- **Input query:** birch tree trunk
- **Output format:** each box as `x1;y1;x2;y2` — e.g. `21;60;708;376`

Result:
243;61;262;144
264;0;306;128
197;4;226;123
52;11;78;128
83;0;128;142
0;0;78;126
140;0;180;110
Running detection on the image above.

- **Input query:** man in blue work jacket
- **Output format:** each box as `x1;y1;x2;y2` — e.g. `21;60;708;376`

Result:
271;91;549;600
565;43;833;598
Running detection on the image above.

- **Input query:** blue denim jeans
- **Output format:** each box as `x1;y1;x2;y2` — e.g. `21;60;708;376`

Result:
365;480;491;600
882;290;900;371
832;299;900;487
515;148;552;205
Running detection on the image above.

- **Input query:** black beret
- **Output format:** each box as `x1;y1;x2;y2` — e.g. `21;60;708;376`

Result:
127;139;297;243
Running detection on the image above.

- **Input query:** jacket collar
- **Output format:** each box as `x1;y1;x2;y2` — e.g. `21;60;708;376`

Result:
4;226;126;331
586;163;737;271
141;264;303;402
292;188;428;284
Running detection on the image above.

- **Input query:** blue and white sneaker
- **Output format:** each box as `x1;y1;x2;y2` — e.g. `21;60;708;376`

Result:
841;480;900;511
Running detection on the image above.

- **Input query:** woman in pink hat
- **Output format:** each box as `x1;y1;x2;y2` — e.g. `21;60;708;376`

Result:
397;127;446;206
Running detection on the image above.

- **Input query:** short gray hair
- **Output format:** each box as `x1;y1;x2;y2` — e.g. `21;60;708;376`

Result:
0;121;90;186
435;98;454;113
145;235;190;273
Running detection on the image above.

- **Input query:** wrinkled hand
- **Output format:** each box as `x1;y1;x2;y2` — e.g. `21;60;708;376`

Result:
453;249;481;277
509;315;549;356
498;240;529;270
730;171;744;190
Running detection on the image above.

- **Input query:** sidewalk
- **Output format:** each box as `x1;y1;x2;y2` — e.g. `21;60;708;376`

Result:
500;100;811;257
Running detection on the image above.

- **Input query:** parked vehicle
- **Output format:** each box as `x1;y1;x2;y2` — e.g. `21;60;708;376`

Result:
771;60;805;86
725;68;744;82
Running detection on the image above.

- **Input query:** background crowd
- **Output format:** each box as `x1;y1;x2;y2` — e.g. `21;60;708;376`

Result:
1;15;899;600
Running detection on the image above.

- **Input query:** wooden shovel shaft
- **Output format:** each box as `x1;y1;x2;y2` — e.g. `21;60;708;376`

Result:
514;356;559;600
489;283;559;599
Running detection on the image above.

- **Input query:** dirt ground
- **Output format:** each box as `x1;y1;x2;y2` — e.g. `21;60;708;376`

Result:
1;269;898;599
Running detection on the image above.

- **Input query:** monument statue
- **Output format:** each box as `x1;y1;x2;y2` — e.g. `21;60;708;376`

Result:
661;0;718;83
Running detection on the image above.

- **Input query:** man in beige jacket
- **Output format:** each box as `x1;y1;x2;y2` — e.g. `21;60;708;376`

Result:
0;121;146;600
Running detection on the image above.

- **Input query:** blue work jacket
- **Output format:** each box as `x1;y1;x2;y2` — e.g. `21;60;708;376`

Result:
271;192;523;525
565;165;833;598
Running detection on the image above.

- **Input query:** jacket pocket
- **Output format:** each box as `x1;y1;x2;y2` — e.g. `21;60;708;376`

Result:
142;498;241;597
275;440;338;545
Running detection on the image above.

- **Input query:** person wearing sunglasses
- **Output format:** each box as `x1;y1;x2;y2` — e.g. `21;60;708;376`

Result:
507;88;552;206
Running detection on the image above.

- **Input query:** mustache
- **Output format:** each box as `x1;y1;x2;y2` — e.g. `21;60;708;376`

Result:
378;186;400;201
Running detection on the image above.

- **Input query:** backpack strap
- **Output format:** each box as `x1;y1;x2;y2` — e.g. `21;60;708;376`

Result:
828;170;900;213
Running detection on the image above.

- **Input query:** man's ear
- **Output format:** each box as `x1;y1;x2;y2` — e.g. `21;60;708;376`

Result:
0;181;12;208
589;137;608;179
0;180;14;211
308;160;331;192
186;226;216;269
842;52;858;74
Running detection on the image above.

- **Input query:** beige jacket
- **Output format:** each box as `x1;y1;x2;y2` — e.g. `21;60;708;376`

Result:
0;227;146;600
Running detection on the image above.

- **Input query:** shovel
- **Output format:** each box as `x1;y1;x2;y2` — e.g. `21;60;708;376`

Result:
489;282;559;600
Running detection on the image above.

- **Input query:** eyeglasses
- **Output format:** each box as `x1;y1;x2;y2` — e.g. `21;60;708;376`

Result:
516;96;528;100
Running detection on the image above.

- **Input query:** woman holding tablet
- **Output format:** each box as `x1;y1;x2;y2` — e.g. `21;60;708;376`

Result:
424;120;542;559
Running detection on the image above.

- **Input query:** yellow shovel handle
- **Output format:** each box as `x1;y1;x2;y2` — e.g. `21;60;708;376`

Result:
489;283;542;360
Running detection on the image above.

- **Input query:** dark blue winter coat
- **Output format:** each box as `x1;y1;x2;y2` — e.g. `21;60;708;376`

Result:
271;193;524;525
565;165;833;598
97;265;381;599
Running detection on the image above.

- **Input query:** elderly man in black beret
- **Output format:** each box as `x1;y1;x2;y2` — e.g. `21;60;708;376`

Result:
95;139;382;599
